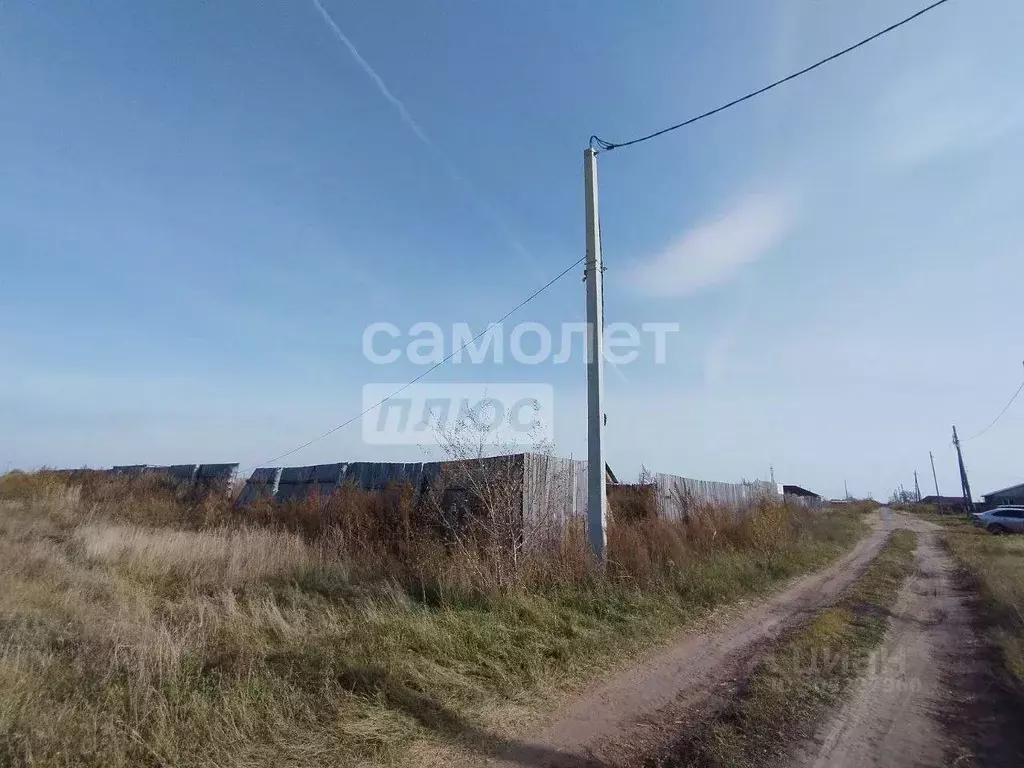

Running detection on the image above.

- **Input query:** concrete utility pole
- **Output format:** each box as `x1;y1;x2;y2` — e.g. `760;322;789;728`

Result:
583;148;608;562
952;425;975;514
929;451;940;497
913;470;921;502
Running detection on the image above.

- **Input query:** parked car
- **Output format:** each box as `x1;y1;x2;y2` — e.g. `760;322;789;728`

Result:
972;506;1024;534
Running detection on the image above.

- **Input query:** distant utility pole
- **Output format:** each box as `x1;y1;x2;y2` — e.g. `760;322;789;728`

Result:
913;470;921;502
929;451;940;498
952;425;975;514
583;147;608;563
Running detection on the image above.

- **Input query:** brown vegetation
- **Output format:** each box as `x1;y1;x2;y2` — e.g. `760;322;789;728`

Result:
0;470;867;767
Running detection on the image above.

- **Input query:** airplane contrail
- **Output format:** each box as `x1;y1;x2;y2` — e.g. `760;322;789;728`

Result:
309;0;536;266
310;0;432;147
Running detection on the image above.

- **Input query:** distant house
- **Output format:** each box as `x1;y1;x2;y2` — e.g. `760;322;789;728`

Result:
982;482;1024;507
783;485;819;499
917;495;969;513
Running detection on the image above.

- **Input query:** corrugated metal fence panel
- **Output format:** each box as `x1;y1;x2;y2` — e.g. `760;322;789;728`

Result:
103;463;237;494
309;463;347;499
276;464;330;502
238;467;282;505
341;462;442;492
143;464;199;483
279;466;315;484
311;463;346;482
268;462;445;503
195;464;239;494
112;465;147;477
197;464;239;482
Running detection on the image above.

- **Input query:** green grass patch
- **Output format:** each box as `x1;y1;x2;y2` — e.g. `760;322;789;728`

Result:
654;528;918;768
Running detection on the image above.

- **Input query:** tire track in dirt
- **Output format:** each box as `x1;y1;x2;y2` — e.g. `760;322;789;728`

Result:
793;513;1024;768
470;512;894;767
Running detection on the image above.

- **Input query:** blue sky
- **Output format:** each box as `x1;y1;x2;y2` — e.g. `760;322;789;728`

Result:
2;0;1022;500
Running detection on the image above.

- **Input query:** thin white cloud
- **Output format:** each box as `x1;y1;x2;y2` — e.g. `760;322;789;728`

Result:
628;192;797;299
874;60;1023;169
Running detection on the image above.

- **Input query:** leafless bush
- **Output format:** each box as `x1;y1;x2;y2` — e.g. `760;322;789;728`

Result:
415;415;568;588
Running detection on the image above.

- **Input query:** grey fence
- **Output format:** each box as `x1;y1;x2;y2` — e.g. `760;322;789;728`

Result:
240;461;446;505
784;493;824;510
59;456;785;523
108;463;239;492
235;455;778;526
522;453;588;529
649;472;780;520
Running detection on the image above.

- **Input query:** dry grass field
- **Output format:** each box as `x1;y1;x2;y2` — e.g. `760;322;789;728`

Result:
0;471;869;767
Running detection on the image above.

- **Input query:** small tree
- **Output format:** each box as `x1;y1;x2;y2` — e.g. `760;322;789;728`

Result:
425;404;560;587
889;485;917;505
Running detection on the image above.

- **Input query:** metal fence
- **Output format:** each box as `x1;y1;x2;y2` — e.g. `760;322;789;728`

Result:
105;463;239;492
234;455;779;524
58;456;785;522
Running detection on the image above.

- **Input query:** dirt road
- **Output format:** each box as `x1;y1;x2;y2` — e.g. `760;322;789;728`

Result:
448;510;1020;768
472;512;895;768
794;513;1019;768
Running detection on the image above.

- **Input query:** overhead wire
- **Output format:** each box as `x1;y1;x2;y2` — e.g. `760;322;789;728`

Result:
963;377;1024;442
589;0;954;153
254;256;586;468
254;0;958;470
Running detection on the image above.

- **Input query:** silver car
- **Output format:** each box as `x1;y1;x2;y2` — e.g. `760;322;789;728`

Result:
972;506;1024;534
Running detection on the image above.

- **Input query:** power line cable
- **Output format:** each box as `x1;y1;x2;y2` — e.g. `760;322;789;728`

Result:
253;256;586;468
964;377;1024;441
589;0;954;153
253;0;954;471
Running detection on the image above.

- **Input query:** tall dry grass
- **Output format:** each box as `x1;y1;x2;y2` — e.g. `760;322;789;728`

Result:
74;522;325;588
0;470;869;767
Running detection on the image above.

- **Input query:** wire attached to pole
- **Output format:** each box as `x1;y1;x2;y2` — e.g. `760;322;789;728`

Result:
963;368;1024;441
590;0;954;153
